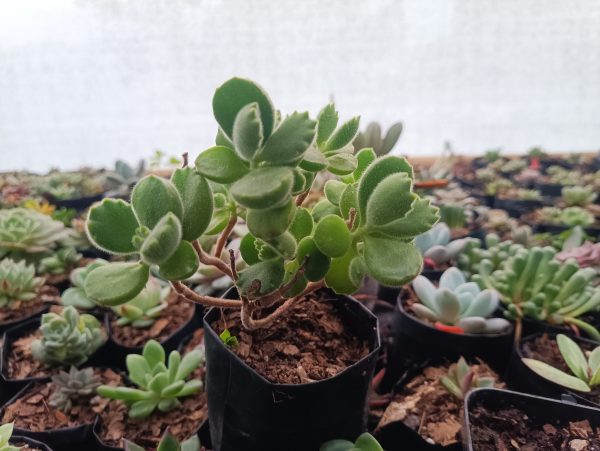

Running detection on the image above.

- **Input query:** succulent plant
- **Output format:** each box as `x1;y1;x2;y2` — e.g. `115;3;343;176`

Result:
411;268;510;334
473;246;600;340
60;259;108;309
31;306;107;366
500;159;527;174
559;207;596;228
320;433;383;451
515;189;542;201
546;166;580;186
457;234;524;277
352;121;403;157
414;223;468;268
0;423;20;451
556;241;600;269
523;334;600;393
105;159;146;197
484;179;512;196
474;168;497;184
30;170;106;200
38;247;82;275
97;340;203;419
440;357;495;399
49;366;101;411
112;277;170;328
83;77;438;331
483;149;502;163
562;186;597;207
0;259;44;309
438;204;467;229
0;208;70;260
125;430;201;451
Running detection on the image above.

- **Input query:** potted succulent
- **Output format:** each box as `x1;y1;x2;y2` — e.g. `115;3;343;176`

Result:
414;223;469;275
31;170;107;211
81;77;439;449
556;241;600;269
492;188;544;218
37;247;83;291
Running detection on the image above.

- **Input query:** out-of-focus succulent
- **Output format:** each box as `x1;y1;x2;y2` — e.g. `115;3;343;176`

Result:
38;247;82;275
500;159;527;174
105;160;146;197
411;268;510;334
22;199;56;216
0;259;44;308
546;166;580;186
484;179;512;196
515;189;542;201
49;366;101;411
31;306;107;366
320;433;383;451
0;423;19;451
474;168;497;183
457;234;524;277
112;277;170;328
0;208;69;260
562;186;597;207
556;241;600;269
125;430;201;451
61;259;108;309
414;223;468;267
474;246;600;340
352;122;402;157
440;357;495;399
483;149;502;163
523;334;600;393
438;204;467;229
30;171;106;200
97;340;203;419
540;207;595;228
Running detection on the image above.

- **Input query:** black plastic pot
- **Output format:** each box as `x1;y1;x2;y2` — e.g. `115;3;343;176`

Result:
105;303;203;370
1;381;93;450
11;436;55;451
0;316;111;404
505;333;600;407
378;271;441;305
533;181;563;197
532;222;600;241
204;288;380;451
44;193;104;212
492;198;543;218
374;418;462;451
389;290;514;379
0;304;50;336
463;388;600;451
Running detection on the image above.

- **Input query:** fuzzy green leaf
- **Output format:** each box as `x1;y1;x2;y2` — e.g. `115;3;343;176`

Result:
324;116;360;152
365;173;416;228
324;180;346;206
130;400;159;419
256;112;316;166
131;176;183;230
289;207;314;241
194;146;249;184
237;259;285;296
85;262;149;306
158;240;199;280
316;104;339;146
327;153;358;176
325;246;360;294
371;198;439;239
557;334;589;381
300;146;329;172
232;102;264;161
246;200;296;241
170;168;213;241
297;237;331;282
140;213;182;266
230;167;294;210
364;235;423;286
314;215;351;258
86;199;139;254
353;147;377;181
311;199;340;223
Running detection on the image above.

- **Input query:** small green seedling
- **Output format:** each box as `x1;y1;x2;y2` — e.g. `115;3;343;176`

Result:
440;357;495;400
320;432;383;451
219;329;238;348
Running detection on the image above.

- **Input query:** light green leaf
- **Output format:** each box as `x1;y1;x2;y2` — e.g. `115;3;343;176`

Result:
299;146;329;172
557;334;589;381
170;168;213;241
247;200;296;241
363;235;423;286
194;146;249;184
86;199;139;254
523;358;591;392
143;339;166;368
140;213;182;266
324;180;346;206
325;116;360;152
327;154;358;176
232;102;264;162
85;262;149;306
365;173;416;228
158;240;199;280
131;175;183;230
588;346;600;374
316;104;339;146
352;147;377;181
314;215;351;258
325;246;360;294
130;399;159;419
237;259;285;295
230;167;294;210
157;432;182;451
256;112;316;166
289;207;314;241
371;198;439;239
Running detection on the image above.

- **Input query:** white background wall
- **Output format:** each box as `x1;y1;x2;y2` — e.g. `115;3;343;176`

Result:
1;0;600;172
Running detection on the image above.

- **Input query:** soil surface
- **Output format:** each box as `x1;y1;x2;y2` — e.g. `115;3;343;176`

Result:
2;368;121;431
522;334;600;404
0;285;58;325
109;292;194;348
213;294;370;384
5;330;60;379
469;404;600;450
374;361;503;447
181;328;205;381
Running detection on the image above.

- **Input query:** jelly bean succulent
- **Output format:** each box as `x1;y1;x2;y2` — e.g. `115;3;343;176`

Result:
31;306;107;366
353;121;403;157
38;246;82;275
60;259;108;309
473;246;600;340
457;234;525;278
562;186;597;207
0;208;70;261
49;366;101;411
411;268;510;334
83;77;438;330
320;433;383;451
523;334;600;393
0;259;44;308
414;223;468;268
125;430;201;451
0;423;19;451
97;340;203;419
112;277;170;328
440;357;495;399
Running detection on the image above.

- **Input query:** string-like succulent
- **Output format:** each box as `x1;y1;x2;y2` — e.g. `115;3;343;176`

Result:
440;357;495;399
97;340;203;419
31;306;107;366
82;77;439;331
352;121;403;157
49;366;101;411
414;223;468;268
0;423;19;451
320;433;383;451
411;268;510;334
474;246;600;340
523;334;600;393
38;247;82;275
112;277;169;328
125;431;201;451
0;259;44;308
0;208;69;260
562;186;597;207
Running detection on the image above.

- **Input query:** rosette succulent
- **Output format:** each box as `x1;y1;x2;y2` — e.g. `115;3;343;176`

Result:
556;241;600;269
0;259;44;308
61;259;108;309
415;223;468;268
440;357;496;399
562;186;597;207
112;277;170;328
31;306;107;366
82;77;438;330
50;366;101;411
0;208;69;260
411;267;510;334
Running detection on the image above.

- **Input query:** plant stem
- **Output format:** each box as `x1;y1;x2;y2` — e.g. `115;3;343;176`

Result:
214;215;237;257
192;240;232;279
171;281;243;308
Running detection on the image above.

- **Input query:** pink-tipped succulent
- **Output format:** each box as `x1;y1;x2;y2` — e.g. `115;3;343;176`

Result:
556;241;600;269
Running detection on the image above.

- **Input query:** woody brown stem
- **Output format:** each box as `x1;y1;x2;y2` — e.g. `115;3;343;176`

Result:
228;249;238;280
214;215;237;257
346;207;357;230
258;257;308;308
182;152;188;168
171;281;242;308
296;190;310;206
192;240;232;279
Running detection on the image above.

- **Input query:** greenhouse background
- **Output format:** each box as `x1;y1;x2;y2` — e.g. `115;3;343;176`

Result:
2;0;600;172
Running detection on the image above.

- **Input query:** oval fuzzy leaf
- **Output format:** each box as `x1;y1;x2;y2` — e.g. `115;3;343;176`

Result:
339;184;358;221
325;246;360;295
233;102;264;162
237;259;285;296
297;237;331;282
327;153;358;176
363;235;423;286
289;207;314;241
523;358;591;392
324;116;360;152
171;168;213;241
230;167;294;210
352;147;377;181
85;262;150;306
140;213;182;265
299;146;329;172
194;146;249;184
131;175;183;230
314;215;351;258
311;199;340;223
158;240;199;280
246;200;296;241
240;233;261;265
372;198;439;240
212;77;275;139
316;104;339;146
324;180;346;206
255;111;316;166
87;199;139;254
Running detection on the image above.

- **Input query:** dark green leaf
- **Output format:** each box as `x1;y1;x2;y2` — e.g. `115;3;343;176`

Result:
194;146;249;184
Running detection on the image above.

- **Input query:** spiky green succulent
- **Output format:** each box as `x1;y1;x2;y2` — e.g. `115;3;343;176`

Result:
546;166;580;186
125;430;201;451
112;277;169;328
0;259;44;308
440;357;495;399
31;306;107;366
0;423;20;451
97;340;203;419
353;121;403;157
412;268;510;334
562;186;597;207
0;208;69;260
38;247;82;275
415;223;468;267
50;366;101;411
